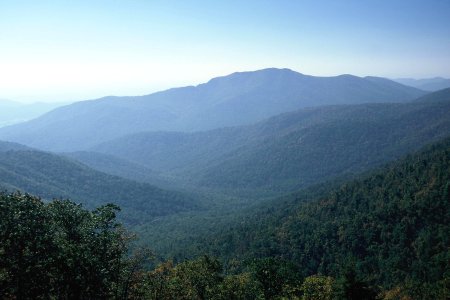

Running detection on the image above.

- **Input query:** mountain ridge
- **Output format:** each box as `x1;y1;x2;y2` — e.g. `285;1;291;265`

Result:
90;89;450;196
394;77;450;91
187;135;450;297
0;68;426;152
0;141;199;224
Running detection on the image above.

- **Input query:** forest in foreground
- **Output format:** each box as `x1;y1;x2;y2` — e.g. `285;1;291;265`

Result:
1;137;449;299
2;0;450;298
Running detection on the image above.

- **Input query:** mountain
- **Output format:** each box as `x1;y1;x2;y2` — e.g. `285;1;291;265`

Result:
0;99;66;128
182;137;450;298
0;140;31;152
62;151;170;187
92;89;450;196
0;68;425;152
414;87;450;103
0;142;198;224
394;77;450;91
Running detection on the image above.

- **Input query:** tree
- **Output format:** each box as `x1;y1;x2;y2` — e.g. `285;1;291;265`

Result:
0;192;55;298
0;192;134;299
251;257;301;299
217;272;263;300
169;255;223;300
301;275;334;300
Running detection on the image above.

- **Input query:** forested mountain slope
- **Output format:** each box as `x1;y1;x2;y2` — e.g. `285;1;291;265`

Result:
0;143;198;224
2;137;448;299
63;151;166;186
187;137;450;298
0;68;425;151
0;140;31;152
93;89;450;195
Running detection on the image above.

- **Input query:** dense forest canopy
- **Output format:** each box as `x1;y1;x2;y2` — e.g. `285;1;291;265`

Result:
0;145;199;224
0;72;449;300
1;136;449;299
1;0;450;297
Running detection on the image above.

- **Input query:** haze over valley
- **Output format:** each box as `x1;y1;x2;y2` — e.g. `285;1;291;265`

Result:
1;1;449;299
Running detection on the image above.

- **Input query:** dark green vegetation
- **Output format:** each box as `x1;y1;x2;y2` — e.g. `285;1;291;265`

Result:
0;193;135;299
1;73;449;299
92;90;450;196
0;68;424;151
0;195;342;299
1;137;448;299
180;136;450;299
0;144;197;224
63;151;168;186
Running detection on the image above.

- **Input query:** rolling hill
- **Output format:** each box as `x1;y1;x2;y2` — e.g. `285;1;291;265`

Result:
91;89;450;196
0;140;31;152
0;142;198;224
394;77;450;91
0;99;66;128
63;151;160;184
0;68;425;152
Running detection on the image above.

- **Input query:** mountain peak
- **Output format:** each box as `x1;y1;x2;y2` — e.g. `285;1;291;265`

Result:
0;69;426;152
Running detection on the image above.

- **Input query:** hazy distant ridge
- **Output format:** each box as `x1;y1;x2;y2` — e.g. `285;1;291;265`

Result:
394;77;450;91
0;68;425;152
0;100;67;128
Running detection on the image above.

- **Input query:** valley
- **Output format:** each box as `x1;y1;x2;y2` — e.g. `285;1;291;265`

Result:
2;1;450;298
1;71;449;299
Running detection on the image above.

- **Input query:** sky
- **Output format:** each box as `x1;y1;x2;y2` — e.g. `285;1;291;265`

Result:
1;0;450;103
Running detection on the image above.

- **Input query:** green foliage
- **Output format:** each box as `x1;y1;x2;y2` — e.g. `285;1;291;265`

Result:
0;192;55;298
0;148;198;224
92;89;450;198
217;272;263;300
0;192;141;299
130;256;226;300
301;275;334;300
178;137;450;298
171;256;222;299
64;150;165;186
1;90;449;299
251;257;302;299
1;130;449;299
333;267;378;300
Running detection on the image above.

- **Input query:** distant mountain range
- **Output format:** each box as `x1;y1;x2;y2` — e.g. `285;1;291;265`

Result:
1;69;449;299
0;68;425;152
394;77;450;91
89;89;450;196
0;99;67;128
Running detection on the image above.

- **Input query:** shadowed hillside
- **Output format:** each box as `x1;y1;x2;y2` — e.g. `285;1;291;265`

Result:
91;89;450;196
0;142;198;224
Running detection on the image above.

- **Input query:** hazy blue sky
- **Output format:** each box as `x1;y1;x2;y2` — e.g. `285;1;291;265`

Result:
1;0;449;102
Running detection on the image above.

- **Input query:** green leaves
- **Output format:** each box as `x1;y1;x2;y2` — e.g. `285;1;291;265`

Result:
301;275;334;300
0;193;132;299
